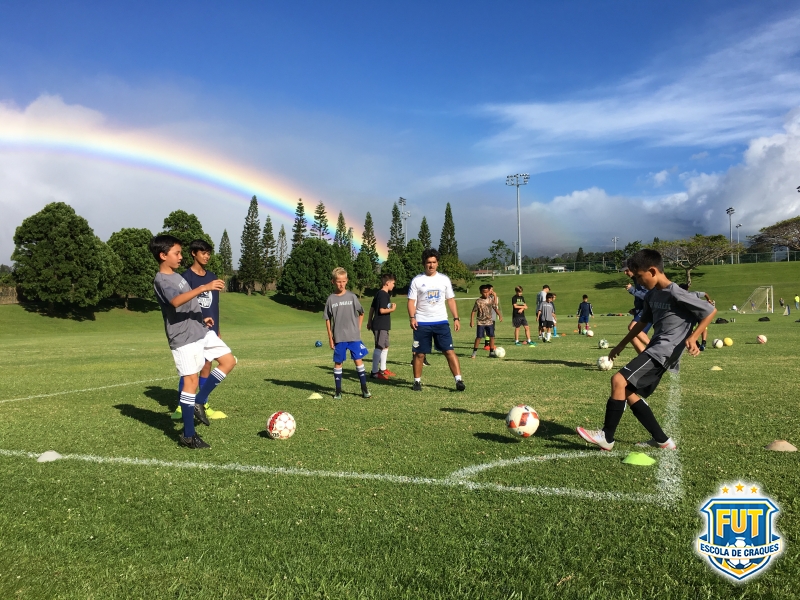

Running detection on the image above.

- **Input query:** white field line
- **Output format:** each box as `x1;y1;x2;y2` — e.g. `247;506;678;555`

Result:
0;377;176;405
655;372;683;506
0;447;662;504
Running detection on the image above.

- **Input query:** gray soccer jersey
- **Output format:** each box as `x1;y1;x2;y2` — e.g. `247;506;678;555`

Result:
539;303;554;322
639;283;715;366
324;291;364;343
153;272;207;350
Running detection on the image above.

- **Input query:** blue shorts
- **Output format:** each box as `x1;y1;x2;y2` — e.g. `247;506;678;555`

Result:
413;323;454;354
333;341;369;363
578;316;590;324
632;312;652;334
476;324;495;339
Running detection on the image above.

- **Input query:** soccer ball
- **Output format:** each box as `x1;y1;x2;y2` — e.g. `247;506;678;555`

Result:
494;347;506;358
712;339;723;349
266;411;296;440
597;356;614;371
726;537;751;569
723;337;733;346
757;335;767;344
586;330;595;337
598;339;609;349
506;404;540;437
314;340;323;347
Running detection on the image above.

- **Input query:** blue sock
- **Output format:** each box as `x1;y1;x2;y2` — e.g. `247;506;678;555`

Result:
195;369;225;405
180;392;196;438
178;377;184;394
357;364;368;391
334;367;343;392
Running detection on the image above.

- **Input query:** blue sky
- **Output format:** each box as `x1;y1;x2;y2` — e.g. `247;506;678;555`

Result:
2;1;800;262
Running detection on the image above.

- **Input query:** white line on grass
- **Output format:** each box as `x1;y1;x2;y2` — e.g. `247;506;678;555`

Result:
0;377;175;405
0;447;662;504
656;372;683;506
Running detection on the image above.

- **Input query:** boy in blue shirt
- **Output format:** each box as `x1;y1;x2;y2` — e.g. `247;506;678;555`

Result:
577;295;594;335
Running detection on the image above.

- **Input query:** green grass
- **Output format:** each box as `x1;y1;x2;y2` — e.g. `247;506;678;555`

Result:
1;263;799;599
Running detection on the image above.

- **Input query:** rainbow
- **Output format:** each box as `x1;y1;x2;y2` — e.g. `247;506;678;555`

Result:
0;119;384;258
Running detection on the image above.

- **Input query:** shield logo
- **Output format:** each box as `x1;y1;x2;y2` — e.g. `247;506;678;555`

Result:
696;483;783;582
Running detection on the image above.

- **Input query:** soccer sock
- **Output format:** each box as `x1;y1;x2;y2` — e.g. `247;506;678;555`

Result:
371;350;381;374
380;348;388;371
601;398;626;442
630;399;669;443
334;367;343;392
199;376;208;389
195;369;226;405
180;392;196;438
178;377;184;394
356;364;368;391
454;374;462;382
414;377;421;383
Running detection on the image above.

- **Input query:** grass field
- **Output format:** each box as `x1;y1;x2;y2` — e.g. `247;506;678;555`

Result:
1;263;798;598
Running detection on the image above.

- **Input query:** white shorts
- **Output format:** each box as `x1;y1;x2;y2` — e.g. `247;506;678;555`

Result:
171;331;232;376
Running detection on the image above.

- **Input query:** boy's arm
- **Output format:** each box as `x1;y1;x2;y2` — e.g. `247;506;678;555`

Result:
608;320;648;361
685;307;717;356
470;303;477;327
446;297;461;332
358;311;364;331
170;280;224;308
326;319;335;349
367;306;375;330
407;298;418;330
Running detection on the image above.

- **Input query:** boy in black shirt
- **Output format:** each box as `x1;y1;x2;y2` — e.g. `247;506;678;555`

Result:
367;273;397;379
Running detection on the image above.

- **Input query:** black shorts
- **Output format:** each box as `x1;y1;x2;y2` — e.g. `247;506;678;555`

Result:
619;352;665;399
512;315;528;328
541;320;554;329
476;324;495;339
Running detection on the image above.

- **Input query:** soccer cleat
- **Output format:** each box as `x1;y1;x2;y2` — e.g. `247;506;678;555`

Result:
635;437;677;450
194;404;210;426
699;343;706;352
514;341;522;345
383;369;397;377
179;434;210;449
483;345;490;351
576;427;615;451
333;391;343;400
371;371;390;380
362;390;372;399
489;351;496;358
171;406;182;420
205;406;227;419
412;381;422;392
455;380;466;392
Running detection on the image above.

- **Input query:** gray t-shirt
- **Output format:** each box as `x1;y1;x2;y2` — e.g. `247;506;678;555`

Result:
539;303;554;322
536;290;548;312
324;291;364;343
153;272;207;350
640;283;715;367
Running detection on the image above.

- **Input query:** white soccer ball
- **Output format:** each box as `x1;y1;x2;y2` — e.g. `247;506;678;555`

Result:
757;335;767;344
586;330;595;337
597;356;614;371
506;404;540;438
712;338;723;349
494;347;506;358
598;339;609;349
267;411;296;439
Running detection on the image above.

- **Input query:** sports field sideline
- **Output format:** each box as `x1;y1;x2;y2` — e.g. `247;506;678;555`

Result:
0;264;798;598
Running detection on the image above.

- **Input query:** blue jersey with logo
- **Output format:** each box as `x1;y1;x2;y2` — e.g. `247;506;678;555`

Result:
181;268;220;335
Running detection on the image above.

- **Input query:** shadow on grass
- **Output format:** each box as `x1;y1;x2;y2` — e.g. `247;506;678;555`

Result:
265;377;329;393
441;406;507;420
268;292;324;313
19;296;159;321
114;403;179;441
143;385;177;410
474;432;520;444
594;277;628;290
502;358;589;369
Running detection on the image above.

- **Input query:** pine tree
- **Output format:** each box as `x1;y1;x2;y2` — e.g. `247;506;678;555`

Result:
291;199;307;249
333;211;348;246
418;216;432;250
352;248;378;296
277;225;288;269
331;211;353;285
346;227;356;260
219;230;233;277
388;202;405;256
261;215;278;292
382;251;407;289
238;196;263;295
439;203;458;258
403;239;424;281
362;212;379;275
576;247;585;264
310;201;330;240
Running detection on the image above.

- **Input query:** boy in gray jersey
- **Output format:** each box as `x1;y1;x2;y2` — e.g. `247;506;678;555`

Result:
150;235;236;449
679;283;713;351
537;293;555;342
577;249;716;451
325;267;371;399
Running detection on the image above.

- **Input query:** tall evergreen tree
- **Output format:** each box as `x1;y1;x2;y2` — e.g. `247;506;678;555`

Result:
291;199;307;249
418;216;432;249
310;201;330;240
277;225;288;269
261;215;278;292
388;202;404;256
352;248;378;296
403;239;424;281
333;211;348;246
331;211;353;284
575;247;585;264
218;230;233;277
362;212;379;275
439;203;458;258
238;196;263;295
346;227;356;260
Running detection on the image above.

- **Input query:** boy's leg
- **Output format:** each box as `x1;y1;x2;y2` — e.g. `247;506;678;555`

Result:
488;337;496;356
195;352;235;406
472;337;480;358
524;325;532;344
371;344;382;375
514;326;520;343
353;358;370;397
333;362;344;398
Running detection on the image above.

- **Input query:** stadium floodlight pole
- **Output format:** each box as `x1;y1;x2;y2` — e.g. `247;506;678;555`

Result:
506;173;530;275
726;207;735;264
736;224;742;264
398;197;411;245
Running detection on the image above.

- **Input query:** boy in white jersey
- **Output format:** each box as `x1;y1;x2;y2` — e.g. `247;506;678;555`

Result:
407;248;465;392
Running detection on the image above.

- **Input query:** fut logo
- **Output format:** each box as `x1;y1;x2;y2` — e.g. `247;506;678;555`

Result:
425;290;440;303
197;291;213;309
696;482;783;582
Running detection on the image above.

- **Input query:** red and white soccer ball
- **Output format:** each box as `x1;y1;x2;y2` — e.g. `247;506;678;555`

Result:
267;411;296;439
506;404;540;438
586;330;595;337
757;335;767;344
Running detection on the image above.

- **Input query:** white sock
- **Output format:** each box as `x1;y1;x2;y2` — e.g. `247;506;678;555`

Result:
372;350;381;373
454;375;462;382
380;348;388;371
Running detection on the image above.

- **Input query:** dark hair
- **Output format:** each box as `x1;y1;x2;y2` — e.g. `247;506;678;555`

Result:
479;284;491;292
421;248;440;263
678;283;689;290
381;273;396;283
515;286;523;293
627;249;664;273
582;295;588;299
150;235;181;262
190;239;213;254
542;285;550;290
546;293;554;300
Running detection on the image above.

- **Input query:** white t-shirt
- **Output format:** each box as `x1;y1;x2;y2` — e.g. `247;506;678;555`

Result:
408;272;455;325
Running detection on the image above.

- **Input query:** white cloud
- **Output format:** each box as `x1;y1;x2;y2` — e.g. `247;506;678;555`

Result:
691;151;709;160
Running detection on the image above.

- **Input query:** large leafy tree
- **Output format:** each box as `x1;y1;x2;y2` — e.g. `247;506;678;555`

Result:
107;227;157;308
402;238;424;282
291;199;308;249
418;217;432;250
12;202;120;308
438;203;458;259
238;195;264;295
439;254;475;292
310;201;330;240
352;249;378;296
382;251;407;289
388;202;404;256
487;239;513;277
653;234;743;285
277;238;336;306
159;209;213;269
261;215;278;292
748;216;800;250
218;230;233;277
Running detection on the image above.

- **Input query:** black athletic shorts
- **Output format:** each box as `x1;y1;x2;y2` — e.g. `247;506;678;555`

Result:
512;315;528;328
619;352;666;399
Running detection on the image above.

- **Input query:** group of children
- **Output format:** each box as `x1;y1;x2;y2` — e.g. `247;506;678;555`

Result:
151;235;715;455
